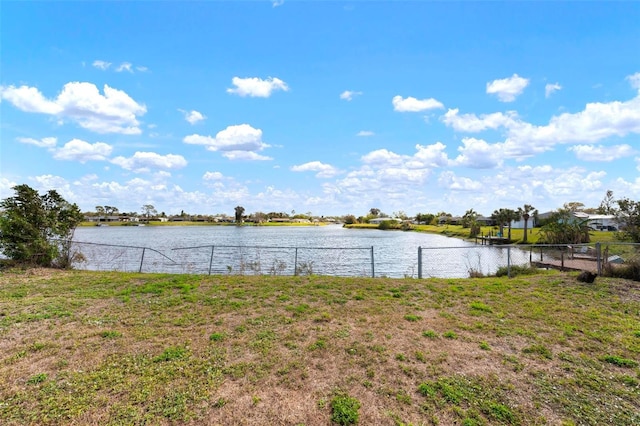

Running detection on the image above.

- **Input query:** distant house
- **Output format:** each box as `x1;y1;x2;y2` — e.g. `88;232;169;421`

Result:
525;211;618;231
369;217;398;225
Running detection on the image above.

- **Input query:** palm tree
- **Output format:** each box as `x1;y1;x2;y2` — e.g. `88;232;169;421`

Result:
491;208;510;238
517;204;537;243
504;209;519;241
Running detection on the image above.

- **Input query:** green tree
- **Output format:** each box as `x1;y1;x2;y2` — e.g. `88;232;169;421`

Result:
141;204;157;223
517;204;537;243
538;208;590;244
234;206;245;223
491;208;510;237
615;198;640;242
0;184;83;267
598;190;617;215
369;208;381;217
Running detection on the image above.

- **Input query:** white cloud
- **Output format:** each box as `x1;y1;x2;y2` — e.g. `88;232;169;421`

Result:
438;171;483;191
115;62;133;73
0;82;147;134
92;60;111;70
180;109;206;124
545;82;562;98
183;124;271;160
291;161;340;178
452;137;503;169
442;109;519;132
568;144;635;161
357;130;375;137
392;95;444;112
486;73;530;102
0;85;62;114
203;171;224;181
340;90;362;101
272;0;284;7
111;152;188;172
53;139;113;163
17;136;57;148
222;151;272;161
227;76;289;97
627;72;640;90
442;92;640;160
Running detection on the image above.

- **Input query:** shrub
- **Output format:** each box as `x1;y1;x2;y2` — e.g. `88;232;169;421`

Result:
495;264;538;277
602;256;640;281
330;393;361;425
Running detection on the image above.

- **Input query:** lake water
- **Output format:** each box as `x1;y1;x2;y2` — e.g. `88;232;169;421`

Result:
72;224;530;278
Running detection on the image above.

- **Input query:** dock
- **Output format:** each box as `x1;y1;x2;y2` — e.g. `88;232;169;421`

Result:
532;257;598;273
475;236;511;245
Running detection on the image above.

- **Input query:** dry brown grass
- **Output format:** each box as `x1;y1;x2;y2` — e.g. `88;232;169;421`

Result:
1;269;639;425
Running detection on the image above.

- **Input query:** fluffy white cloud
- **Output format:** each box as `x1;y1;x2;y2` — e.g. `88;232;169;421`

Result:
53;139;113;163
340;90;362;101
442;90;640;159
452;137;503;169
362;143;450;170
392;95;444;112
357;130;375;137
0;82;147;134
180;109;206;124
486;73;530;102
111;152;187;172
183;124;271;160
442;109;519;132
227;76;289;97
437;171;483;191
545;82;562;98
17;136;57;148
291;161;340;178
568;144;635;161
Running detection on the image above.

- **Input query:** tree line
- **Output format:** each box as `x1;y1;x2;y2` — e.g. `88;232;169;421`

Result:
1;184;640;268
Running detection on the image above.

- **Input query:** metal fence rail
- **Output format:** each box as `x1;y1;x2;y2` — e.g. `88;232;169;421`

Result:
68;240;377;277
37;239;640;278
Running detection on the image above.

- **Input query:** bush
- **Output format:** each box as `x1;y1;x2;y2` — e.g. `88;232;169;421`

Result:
495;264;538;277
330;393;361;425
602;256;640;281
0;184;83;268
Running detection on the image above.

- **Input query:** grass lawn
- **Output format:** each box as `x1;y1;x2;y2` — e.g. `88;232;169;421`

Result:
1;269;639;425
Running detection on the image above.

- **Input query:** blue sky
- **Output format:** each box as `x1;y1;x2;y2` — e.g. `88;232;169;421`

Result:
1;1;639;217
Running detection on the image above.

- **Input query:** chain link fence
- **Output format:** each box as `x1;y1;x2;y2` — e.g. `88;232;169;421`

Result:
7;239;638;279
67;241;377;277
418;242;640;278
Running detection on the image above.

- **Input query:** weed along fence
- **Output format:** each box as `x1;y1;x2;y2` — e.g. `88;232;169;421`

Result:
417;242;639;278
60;240;639;278
68;241;377;277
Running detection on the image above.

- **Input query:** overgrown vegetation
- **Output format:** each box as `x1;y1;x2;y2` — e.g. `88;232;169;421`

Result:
1;269;638;425
0;184;83;268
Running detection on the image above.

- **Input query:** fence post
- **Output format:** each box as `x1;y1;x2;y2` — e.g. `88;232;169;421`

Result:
418;246;422;279
596;242;602;275
371;246;375;278
139;247;146;273
507;246;511;278
208;245;215;275
294;247;298;276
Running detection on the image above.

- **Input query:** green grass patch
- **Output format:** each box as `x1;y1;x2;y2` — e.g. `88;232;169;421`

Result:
1;269;639;425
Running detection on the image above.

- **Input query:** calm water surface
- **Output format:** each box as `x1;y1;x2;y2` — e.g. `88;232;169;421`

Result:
73;225;527;278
